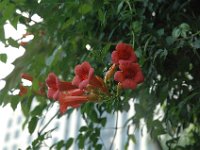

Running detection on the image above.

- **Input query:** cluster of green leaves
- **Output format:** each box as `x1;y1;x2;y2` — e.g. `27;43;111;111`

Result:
0;0;200;149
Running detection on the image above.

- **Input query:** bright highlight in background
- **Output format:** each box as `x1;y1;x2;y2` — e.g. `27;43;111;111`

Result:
0;23;27;90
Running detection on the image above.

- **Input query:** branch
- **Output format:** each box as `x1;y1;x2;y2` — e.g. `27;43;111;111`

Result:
39;110;59;134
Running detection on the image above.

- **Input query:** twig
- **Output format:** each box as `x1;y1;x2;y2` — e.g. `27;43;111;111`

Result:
101;126;125;130
109;112;119;150
100;135;107;150
39;110;59;134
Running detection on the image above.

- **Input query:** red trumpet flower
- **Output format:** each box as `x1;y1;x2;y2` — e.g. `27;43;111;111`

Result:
114;61;144;90
111;42;137;65
58;88;98;114
72;61;108;93
72;61;94;89
46;72;76;100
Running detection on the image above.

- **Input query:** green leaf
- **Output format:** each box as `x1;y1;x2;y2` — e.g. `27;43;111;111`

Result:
117;1;124;13
32;79;39;92
153;49;168;63
3;3;15;19
28;116;39;134
62;18;75;30
98;9;106;25
7;38;19;47
159;83;169;100
123;102;130;112
100;117;107;127
132;21;142;33
129;134;136;143
179;23;190;32
0;53;7;63
11;16;19;29
89;109;99;123
10;96;20;110
79;4;92;14
125;134;136;149
136;48;143;61
78;134;85;149
151;120;166;137
84;103;99;123
172;28;181;39
45;46;62;66
79;126;88;132
184;92;199;102
65;138;73;149
166;36;175;45
31;132;47;148
56;140;64;150
192;38;200;49
0;27;5;42
31;103;47;116
157;28;164;36
134;103;145;118
15;0;25;5
20;94;33;117
95;144;102;150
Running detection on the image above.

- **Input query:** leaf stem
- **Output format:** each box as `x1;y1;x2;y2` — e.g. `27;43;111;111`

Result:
39;110;59;134
100;136;107;150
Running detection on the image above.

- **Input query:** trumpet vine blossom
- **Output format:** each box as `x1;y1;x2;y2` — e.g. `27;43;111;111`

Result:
72;61;108;93
20;42;144;113
58;88;98;113
46;72;76;100
114;61;144;90
111;42;137;65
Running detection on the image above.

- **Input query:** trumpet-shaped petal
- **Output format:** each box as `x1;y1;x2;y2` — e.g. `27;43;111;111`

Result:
111;43;137;65
59;92;88;114
46;72;76;100
58;88;99;114
67;89;84;96
72;62;108;94
121;79;137;90
114;62;144;90
46;72;59;100
72;61;94;89
58;81;77;91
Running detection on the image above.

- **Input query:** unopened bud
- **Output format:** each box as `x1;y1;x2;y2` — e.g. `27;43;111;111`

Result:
104;64;116;82
88;92;99;102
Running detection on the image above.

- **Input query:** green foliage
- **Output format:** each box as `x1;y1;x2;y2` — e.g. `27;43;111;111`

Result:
65;138;74;149
0;0;200;149
50;139;74;150
28;116;39;134
0;53;7;63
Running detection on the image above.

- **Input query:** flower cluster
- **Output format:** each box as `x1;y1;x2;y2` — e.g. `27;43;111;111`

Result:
19;42;144;113
46;62;107;113
105;42;144;90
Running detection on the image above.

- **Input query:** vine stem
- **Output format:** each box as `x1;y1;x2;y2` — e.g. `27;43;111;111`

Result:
109;112;119;150
100;136;107;150
39;110;59;134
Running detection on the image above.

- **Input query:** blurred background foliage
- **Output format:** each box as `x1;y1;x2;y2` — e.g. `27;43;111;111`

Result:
0;0;200;149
